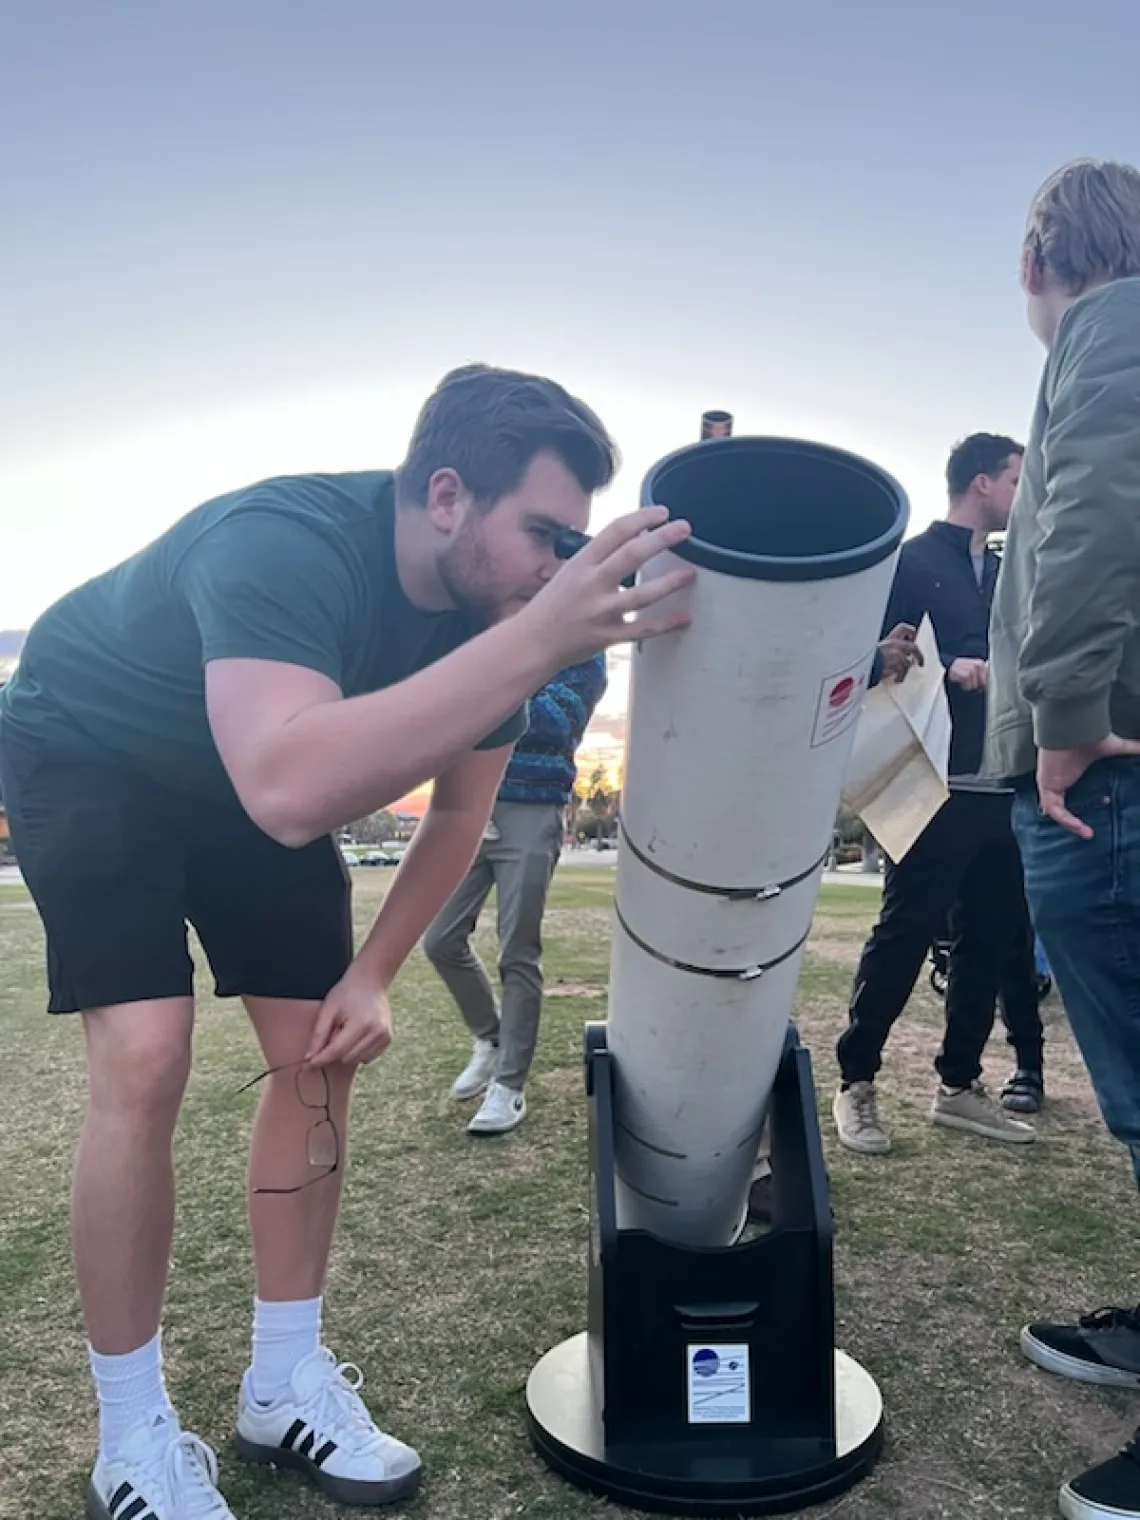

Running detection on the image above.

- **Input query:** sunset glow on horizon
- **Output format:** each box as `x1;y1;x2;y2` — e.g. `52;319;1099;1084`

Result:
5;2;1136;831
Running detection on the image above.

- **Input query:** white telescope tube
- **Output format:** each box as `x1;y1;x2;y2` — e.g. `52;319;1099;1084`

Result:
609;436;909;1247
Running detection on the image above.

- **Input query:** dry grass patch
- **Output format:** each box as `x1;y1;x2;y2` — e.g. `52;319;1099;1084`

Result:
1;868;1137;1519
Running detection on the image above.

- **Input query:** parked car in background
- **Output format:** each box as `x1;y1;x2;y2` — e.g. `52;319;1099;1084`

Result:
339;845;399;868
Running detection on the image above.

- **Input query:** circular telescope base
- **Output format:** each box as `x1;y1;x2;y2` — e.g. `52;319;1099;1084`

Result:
526;1333;883;1517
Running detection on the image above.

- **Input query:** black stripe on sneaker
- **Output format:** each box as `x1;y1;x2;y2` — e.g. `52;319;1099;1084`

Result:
282;1418;306;1451
108;1484;154;1520
298;1429;316;1458
312;1439;337;1468
110;1482;134;1514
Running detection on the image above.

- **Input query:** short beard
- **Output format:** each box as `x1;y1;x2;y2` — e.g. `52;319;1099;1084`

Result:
437;522;499;625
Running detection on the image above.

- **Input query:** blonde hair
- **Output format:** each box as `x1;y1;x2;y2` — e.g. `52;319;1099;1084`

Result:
1027;158;1140;293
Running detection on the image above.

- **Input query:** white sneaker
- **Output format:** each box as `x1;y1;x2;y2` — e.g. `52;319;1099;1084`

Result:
235;1347;421;1506
467;1080;526;1135
931;1081;1036;1144
450;1037;499;1101
87;1412;235;1519
833;1081;891;1155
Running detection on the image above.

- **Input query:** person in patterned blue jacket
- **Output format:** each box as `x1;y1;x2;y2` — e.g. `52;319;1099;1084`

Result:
424;655;607;1133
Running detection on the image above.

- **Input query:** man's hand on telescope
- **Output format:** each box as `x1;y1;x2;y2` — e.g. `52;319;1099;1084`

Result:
520;506;696;666
877;623;923;683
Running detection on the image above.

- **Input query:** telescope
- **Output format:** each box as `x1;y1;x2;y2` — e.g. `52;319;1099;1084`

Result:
526;419;908;1513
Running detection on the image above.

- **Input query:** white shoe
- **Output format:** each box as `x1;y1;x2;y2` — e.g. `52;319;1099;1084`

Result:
450;1037;499;1101
931;1081;1036;1144
235;1347;421;1506
833;1081;891;1155
468;1081;526;1135
87;1412;235;1519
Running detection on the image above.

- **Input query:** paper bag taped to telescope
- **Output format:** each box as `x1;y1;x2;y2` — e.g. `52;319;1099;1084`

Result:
841;615;950;863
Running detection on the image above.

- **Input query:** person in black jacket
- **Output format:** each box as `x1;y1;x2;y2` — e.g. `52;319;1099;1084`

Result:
834;434;1045;1155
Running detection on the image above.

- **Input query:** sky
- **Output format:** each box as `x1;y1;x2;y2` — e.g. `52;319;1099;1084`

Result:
3;0;1139;780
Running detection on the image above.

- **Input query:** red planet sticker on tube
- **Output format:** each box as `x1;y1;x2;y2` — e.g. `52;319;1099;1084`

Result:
810;659;868;748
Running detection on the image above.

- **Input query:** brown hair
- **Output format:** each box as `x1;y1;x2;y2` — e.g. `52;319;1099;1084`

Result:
1026;158;1140;294
946;434;1023;498
396;364;619;509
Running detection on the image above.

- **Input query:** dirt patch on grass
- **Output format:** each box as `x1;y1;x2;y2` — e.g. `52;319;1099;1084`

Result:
543;905;614;942
809;935;863;965
813;912;872;939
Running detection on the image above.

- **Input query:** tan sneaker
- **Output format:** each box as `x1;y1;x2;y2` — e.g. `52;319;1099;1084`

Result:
931;1081;1036;1144
833;1082;891;1155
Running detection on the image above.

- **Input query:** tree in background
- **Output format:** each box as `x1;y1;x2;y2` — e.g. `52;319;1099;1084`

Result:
834;804;863;847
345;809;398;845
587;765;618;842
570;763;621;842
831;803;881;872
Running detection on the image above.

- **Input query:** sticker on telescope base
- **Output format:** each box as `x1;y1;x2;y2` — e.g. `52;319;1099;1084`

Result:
686;1343;751;1424
810;659;868;749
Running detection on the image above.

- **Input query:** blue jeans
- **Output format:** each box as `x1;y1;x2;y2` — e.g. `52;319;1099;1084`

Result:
1012;759;1140;1183
1034;935;1051;979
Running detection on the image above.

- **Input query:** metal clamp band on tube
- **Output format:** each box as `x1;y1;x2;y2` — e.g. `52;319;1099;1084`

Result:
618;817;831;901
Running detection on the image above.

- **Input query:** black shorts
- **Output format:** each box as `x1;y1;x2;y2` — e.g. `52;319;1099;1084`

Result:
0;719;354;1014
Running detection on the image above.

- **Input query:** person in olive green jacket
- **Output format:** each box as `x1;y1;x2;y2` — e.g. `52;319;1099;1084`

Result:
987;157;1140;1520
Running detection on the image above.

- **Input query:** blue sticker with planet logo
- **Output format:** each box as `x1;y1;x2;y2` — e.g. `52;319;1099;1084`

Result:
686;1343;750;1424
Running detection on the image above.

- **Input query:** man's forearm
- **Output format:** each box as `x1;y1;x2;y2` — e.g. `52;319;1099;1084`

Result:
350;803;490;986
266;617;550;845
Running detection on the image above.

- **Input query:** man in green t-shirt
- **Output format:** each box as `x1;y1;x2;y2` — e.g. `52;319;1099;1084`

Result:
0;363;694;1520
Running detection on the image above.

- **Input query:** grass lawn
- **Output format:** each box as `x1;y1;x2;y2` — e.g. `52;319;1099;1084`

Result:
2;867;1139;1519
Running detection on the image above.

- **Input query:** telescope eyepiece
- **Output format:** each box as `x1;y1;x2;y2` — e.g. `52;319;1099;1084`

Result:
554;527;591;562
553;526;636;589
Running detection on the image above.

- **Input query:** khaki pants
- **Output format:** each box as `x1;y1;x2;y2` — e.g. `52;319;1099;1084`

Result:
423;801;563;1090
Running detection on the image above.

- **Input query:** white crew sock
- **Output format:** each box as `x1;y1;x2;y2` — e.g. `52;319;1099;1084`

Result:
89;1330;177;1461
250;1296;322;1405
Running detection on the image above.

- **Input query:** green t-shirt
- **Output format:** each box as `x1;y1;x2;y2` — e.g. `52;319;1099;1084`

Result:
1;470;527;802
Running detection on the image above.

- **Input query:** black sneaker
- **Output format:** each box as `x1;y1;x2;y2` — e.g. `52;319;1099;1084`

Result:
1001;1068;1044;1114
1060;1429;1140;1519
1022;1307;1140;1388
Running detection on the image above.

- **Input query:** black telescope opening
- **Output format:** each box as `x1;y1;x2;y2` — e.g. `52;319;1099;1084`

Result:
642;436;909;583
